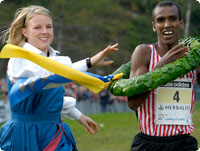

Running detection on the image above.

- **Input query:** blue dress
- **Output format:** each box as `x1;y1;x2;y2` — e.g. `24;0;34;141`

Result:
0;77;77;151
0;42;89;151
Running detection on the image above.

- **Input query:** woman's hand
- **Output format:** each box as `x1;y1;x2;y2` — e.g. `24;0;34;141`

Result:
91;43;119;66
78;114;99;134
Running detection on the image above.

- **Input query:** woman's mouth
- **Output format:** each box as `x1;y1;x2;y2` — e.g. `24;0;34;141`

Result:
40;37;48;41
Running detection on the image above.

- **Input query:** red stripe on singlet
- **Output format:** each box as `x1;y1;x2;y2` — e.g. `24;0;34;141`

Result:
165;125;169;136
150;45;156;135
155;124;158;136
186;73;189;78
152;90;155;135
138;102;143;132
147;95;151;135
138;107;143;132
191;91;194;113
170;125;174;136
152;45;156;69
151;45;157;136
185;125;188;134
148;45;155;135
190;72;192;78
143;100;147;134
163;125;166;136
191;74;196;113
159;124;162;136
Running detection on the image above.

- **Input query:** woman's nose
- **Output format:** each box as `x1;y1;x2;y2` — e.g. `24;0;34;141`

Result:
41;27;48;33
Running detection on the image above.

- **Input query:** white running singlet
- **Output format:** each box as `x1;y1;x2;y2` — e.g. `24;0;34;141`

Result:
137;44;196;136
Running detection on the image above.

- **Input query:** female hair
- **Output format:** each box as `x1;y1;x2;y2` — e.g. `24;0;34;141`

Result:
1;5;52;46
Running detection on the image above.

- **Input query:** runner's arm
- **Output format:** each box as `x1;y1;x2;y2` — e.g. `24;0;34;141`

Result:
128;44;151;110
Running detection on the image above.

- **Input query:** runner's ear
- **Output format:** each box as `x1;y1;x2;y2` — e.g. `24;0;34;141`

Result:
152;21;156;32
179;19;184;30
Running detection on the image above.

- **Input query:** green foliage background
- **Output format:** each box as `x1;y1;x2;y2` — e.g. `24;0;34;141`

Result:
0;0;200;77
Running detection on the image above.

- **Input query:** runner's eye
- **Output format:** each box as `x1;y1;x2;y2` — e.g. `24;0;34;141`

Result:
156;17;164;23
169;16;177;22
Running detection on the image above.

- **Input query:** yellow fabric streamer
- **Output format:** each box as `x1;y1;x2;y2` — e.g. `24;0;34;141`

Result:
0;44;123;93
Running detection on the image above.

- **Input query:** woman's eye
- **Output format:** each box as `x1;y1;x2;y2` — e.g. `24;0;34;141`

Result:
34;26;40;29
47;26;52;29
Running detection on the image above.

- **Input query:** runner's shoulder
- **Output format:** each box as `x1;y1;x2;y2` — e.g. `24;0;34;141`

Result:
132;44;151;61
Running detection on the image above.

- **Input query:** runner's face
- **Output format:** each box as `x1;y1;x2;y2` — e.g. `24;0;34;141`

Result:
22;14;53;53
152;5;184;47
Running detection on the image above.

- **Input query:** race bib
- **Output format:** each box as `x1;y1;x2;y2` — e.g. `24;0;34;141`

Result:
156;78;192;125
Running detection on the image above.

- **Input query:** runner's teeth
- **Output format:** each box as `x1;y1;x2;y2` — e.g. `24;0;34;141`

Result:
164;31;173;35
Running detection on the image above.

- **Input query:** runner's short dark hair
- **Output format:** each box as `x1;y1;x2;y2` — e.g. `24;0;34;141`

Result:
152;1;182;21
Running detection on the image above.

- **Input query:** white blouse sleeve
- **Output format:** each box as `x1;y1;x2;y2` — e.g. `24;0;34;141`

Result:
61;96;82;120
7;56;73;83
8;56;89;83
72;59;88;72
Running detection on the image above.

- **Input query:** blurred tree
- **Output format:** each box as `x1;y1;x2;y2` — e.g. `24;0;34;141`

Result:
184;0;191;38
4;0;50;6
53;0;66;52
0;0;199;78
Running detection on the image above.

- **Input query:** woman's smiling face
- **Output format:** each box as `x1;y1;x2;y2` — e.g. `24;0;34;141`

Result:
22;14;53;53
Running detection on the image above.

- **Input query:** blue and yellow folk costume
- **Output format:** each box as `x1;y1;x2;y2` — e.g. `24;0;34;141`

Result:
0;43;122;151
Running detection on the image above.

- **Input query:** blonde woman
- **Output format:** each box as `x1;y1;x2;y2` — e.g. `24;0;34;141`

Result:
0;5;119;151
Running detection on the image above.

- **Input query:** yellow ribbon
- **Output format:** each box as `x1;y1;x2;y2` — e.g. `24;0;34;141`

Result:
0;44;123;93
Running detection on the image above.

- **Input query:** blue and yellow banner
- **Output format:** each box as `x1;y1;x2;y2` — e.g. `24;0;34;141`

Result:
8;73;116;107
0;44;122;106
